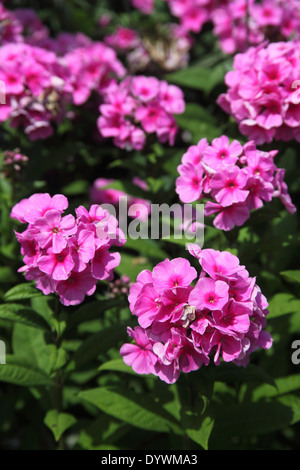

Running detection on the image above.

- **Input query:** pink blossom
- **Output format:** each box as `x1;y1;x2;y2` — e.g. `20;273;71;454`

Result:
130;0;155;14
152;258;197;294
175;163;203;203
56;268;97;306
210;167;249;207
120;327;157;375
176;136;296;231
97;75;184;150
217;40;300;144
131;76;160;102
121;249;273;383
202;136;243;170
34;209;77;253
12;193;125;305
38;246;75;281
188;277;229;311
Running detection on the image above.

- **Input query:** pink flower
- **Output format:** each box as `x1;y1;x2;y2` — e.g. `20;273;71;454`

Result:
217;40;300;144
131;76;159;102
204;201;250;231
202;136;243;170
38;246;75;281
121;249;273;383
12;193;125;306
91;247;121;281
69;228;95;272
34;209;77;253
210;167;249;207
97;75;185;150
56;267;97;306
158;81;185;114
130;0;155;15
176;136;296;231
152;257;197;294
188;277;229;311
176;163;203;203
10;193;68;224
120;327;157;375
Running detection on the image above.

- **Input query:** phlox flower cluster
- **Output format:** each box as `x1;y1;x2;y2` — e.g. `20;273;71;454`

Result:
2;149;28;175
0;4;49;45
130;0;155;15
176;136;296;231
62;42;126;107
97;75;185;151
0;5;126;140
0;43;74;141
217;41;300;145
148;0;300;55
120;247;273;384
11;193;125;306
210;0;300;54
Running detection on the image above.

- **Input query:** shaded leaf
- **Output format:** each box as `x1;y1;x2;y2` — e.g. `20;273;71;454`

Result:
78;387;182;434
44;409;77;441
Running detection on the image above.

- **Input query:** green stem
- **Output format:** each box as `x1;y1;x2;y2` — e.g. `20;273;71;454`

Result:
53;296;65;450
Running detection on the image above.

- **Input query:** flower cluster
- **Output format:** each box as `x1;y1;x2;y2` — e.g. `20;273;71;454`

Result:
217;41;300;144
0;4;126;140
120;247;273;384
63;42;126;106
175;136;296;231
160;0;300;54
130;0;155;15
90;177;151;221
2;149;28;176
0;43;74;140
210;0;300;54
97;75;185;150
164;0;213;34
11;193;125;306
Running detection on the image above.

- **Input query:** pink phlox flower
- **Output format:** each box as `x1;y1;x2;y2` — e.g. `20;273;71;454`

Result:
56;267;97;306
34;209;77;253
120;326;157;375
210;166;249;207
202;135;243;170
69;227;96;272
188;277;229;311
152;257;197;294
204;201;250;231
37;246;75;281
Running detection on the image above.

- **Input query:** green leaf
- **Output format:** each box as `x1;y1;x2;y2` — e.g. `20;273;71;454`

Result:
12;323;53;374
184;414;214;450
4;283;43;302
280;270;300;284
44;410;77;441
166;63;226;94
178;373;214;449
98;358;139;376
62;179;89;196
251;374;300;402
65;297;126;333
78;387;182;434
0;355;53;386
268;293;300;319
0;303;51;331
211;399;298;437
66;321;131;371
76;415;129;450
